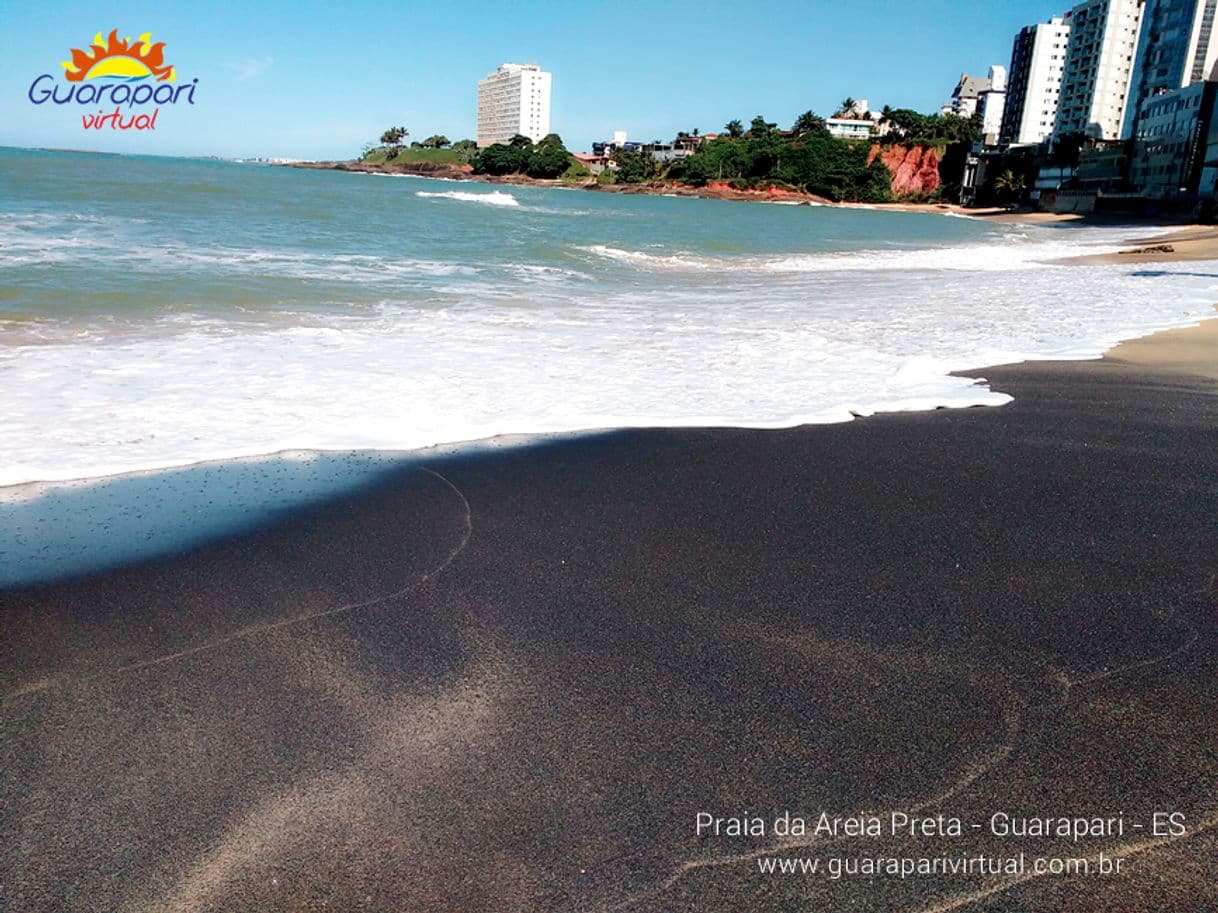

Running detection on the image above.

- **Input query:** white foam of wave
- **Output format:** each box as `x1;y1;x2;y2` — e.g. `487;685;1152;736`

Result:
759;241;1088;272
576;244;720;269
2;249;1216;489
160;248;480;281
0;227;481;281
415;190;520;207
579;234;1130;274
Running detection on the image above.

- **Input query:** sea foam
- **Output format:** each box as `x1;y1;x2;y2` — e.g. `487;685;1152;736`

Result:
415;189;520;206
2;159;1216;495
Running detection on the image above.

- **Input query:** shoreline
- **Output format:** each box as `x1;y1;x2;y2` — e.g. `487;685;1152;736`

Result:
1050;225;1218;264
4;307;1214;504
286;158;1208;228
4;309;1214;592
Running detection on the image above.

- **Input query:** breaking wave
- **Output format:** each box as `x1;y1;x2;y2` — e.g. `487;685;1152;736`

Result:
415;190;520;207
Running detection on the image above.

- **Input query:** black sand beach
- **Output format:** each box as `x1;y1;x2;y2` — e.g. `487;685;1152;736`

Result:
3;324;1217;912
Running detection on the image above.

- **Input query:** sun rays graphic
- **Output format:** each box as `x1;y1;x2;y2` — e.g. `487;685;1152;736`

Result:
61;30;176;83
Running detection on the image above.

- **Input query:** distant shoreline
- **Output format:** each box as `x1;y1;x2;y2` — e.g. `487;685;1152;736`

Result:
285;158;1202;232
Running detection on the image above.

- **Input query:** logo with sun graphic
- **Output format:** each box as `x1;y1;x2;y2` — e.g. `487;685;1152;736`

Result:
62;30;176;83
28;28;198;132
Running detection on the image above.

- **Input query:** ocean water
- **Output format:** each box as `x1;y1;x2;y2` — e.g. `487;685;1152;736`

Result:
2;146;1216;584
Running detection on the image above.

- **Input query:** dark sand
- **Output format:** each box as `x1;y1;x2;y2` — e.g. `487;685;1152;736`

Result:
3;323;1217;913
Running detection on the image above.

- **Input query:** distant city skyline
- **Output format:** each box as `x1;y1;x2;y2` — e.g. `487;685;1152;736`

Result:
1;0;1073;159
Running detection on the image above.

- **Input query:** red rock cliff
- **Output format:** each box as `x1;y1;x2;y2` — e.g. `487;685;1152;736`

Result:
868;145;941;199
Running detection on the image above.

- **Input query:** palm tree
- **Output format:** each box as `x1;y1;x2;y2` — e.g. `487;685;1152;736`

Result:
380;126;408;146
725;119;744;139
748;115;776;137
992;169;1024;206
792;110;825;134
837;97;856;118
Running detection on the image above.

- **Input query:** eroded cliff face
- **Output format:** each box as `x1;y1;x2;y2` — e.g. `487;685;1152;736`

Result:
868;145;941;199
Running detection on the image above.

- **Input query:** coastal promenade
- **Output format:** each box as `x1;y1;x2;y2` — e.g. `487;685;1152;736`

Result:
4;304;1216;911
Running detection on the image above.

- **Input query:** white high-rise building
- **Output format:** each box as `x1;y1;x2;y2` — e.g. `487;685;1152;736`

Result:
1054;0;1146;139
978;65;1008;141
476;63;552;147
1122;0;1218;137
1001;16;1073;145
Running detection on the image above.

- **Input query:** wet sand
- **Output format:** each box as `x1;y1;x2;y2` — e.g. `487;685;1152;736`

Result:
3;323;1217;912
1053;225;1218;264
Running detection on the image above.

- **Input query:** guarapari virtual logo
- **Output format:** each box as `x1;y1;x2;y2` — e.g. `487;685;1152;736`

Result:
28;30;199;131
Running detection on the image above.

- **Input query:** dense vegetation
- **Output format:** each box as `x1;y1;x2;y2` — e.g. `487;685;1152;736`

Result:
879;109;980;145
471;133;584;180
362;127;478;165
604;111;980;202
361;145;473;166
665;126;893;202
602;115;892;202
360;107;981;202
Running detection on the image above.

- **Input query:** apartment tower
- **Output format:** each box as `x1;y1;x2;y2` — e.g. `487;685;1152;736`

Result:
1122;0;1218;136
476;63;552;148
1001;17;1073;144
978;65;1009;141
1054;0;1147;139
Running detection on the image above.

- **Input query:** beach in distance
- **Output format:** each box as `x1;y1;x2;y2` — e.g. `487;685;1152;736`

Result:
2;147;1218;912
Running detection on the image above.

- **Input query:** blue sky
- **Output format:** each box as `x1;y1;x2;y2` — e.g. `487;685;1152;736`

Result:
2;0;1066;159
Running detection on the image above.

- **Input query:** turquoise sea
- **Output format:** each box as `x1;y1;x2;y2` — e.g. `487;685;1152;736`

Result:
2;146;1216;584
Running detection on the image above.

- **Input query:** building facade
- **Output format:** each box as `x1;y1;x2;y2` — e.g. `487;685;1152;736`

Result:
476;63;552;148
978;65;1009;142
1200;95;1218;196
944;73;992;117
825;118;876;139
1001;17;1073;145
1122;0;1218;136
1129;78;1217;195
1054;0;1146;139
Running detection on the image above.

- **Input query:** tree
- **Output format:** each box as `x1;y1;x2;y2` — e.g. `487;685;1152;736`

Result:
878;109;979;145
526;145;571;178
470;134;572;178
451;139;478;163
380;126;408;146
725;119;744;139
792;110;826;135
420;134;450;148
611;146;661;183
836;97;856;118
992;169;1025;205
748;115;777;137
472;143;529;175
